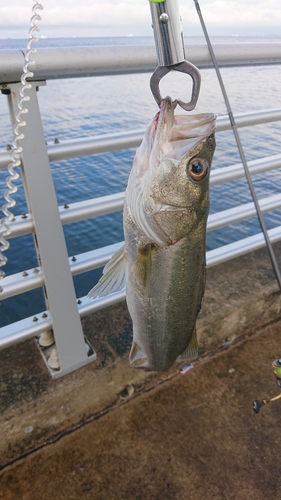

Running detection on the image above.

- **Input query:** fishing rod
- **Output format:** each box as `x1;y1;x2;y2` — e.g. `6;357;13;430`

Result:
253;359;281;413
193;0;281;292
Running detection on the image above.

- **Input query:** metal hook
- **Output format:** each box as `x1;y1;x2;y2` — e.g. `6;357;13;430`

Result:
150;60;201;111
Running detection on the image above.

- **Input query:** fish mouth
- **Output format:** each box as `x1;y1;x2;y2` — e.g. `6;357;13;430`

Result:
144;97;216;169
151;98;216;162
172;113;217;141
159;96;175;117
158;97;175;134
152;97;175;139
157;97;216;138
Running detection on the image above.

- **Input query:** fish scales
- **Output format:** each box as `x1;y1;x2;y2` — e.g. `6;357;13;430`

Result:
125;207;206;371
88;97;216;372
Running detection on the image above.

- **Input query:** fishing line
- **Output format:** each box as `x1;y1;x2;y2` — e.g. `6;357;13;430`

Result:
193;0;281;292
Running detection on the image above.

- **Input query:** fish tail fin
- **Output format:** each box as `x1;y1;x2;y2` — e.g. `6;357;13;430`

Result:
87;244;126;299
176;328;198;363
129;341;147;367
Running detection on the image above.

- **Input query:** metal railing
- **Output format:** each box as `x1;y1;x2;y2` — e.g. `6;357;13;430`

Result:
1;42;281;83
0;42;281;377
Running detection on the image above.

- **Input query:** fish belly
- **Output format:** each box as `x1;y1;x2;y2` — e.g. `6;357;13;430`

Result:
125;221;206;372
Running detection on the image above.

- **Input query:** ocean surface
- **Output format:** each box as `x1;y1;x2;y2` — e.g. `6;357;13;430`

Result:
0;36;281;326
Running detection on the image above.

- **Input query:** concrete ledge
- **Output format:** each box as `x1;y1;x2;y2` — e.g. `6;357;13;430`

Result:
1;241;280;466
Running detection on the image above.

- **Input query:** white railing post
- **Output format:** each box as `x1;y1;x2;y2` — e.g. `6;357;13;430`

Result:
5;82;96;377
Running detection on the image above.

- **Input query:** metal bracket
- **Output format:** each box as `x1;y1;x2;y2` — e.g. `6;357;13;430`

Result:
150;60;201;111
4;81;96;378
149;0;201;110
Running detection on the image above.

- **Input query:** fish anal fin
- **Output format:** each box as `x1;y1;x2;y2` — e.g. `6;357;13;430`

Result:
129;342;147;367
176;328;198;363
87;244;126;299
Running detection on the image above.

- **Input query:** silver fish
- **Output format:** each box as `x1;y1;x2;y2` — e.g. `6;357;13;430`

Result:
88;97;216;372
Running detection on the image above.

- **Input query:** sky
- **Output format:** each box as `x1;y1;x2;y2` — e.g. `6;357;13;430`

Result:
0;0;280;39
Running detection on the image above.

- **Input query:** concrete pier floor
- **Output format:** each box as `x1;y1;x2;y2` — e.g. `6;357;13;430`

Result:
1;319;281;499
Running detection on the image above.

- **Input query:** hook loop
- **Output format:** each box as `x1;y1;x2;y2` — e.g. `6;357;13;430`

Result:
150;60;201;111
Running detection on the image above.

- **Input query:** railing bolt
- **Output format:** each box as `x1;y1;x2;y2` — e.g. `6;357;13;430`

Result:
77;299;82;305
42;313;48;318
22;271;28;277
6;144;11;150
71;256;77;261
21;213;27;219
63;203;69;209
33;316;38;322
33;268;39;274
54;138;59;144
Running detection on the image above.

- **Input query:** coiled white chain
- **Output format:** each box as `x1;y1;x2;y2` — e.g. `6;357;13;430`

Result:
0;1;43;279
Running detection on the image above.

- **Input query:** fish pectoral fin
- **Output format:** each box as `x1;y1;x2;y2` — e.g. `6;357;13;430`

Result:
129;342;147;367
87;244;126;299
176;328;198;363
102;244;126;274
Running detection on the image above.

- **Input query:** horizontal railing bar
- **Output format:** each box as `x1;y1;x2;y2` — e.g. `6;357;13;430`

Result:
0;268;44;299
206;226;281;267
69;208;281;274
60;192;124;224
39;108;281;162
69;242;123;276
0;43;281;84
207;193;281;231
0;242;123;300
77;291;126;318
3;150;281;240
1;226;281;350
1;214;34;238
1;190;281;300
47;130;144;162
1;108;281;170
210;153;281;186
3;193;125;239
0;290;126;350
215;108;281;132
0;312;53;350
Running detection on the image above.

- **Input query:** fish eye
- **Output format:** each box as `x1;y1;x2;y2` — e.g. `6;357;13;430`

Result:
187;157;209;181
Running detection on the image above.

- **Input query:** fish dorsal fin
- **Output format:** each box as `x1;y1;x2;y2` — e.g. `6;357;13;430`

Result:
176;328;198;363
87;244;126;299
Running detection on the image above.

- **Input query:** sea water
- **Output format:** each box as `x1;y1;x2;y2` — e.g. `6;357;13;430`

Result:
0;36;281;326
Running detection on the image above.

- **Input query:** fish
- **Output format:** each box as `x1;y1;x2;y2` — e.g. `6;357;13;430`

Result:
88;97;216;372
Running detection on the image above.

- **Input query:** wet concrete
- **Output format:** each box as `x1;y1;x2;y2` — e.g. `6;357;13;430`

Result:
1;319;281;499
